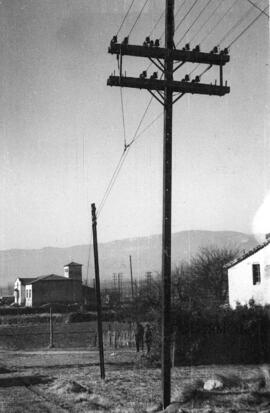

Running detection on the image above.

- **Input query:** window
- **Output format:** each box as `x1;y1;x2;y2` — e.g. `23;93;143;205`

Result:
252;264;261;285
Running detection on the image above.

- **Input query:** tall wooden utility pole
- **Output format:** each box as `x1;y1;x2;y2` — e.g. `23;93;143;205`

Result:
107;1;230;407
91;203;105;379
162;1;174;406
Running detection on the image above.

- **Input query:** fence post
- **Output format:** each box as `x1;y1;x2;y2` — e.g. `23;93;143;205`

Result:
171;330;176;368
114;331;117;349
49;306;54;348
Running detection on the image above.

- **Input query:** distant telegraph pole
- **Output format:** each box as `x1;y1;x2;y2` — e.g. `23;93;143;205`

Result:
91;203;105;379
129;255;134;300
107;0;230;407
118;272;123;302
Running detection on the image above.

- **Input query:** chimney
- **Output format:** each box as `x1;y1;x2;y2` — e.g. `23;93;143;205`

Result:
266;233;270;241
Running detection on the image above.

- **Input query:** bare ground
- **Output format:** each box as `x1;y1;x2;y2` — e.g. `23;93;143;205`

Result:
0;349;270;412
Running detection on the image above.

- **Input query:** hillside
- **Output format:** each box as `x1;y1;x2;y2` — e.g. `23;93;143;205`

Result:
0;230;258;287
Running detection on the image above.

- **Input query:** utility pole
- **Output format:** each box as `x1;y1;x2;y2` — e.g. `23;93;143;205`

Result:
162;1;174;406
91;203;105;380
107;1;230;407
49;306;54;349
118;272;123;302
129;255;134;300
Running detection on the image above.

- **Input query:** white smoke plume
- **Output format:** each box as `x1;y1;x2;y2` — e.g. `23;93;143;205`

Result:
252;192;270;243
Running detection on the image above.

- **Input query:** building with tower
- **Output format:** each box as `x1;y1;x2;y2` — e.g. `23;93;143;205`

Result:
14;262;95;307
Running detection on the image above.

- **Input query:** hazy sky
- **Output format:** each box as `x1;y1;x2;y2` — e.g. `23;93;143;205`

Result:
0;0;269;250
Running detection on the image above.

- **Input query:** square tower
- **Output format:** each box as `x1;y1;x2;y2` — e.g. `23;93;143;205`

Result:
64;262;82;282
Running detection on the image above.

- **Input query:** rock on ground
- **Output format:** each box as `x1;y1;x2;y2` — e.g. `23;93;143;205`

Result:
162;402;187;413
203;378;223;391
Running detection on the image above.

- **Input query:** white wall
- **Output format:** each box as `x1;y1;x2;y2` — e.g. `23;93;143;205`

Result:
14;279;26;305
228;243;270;308
25;285;32;307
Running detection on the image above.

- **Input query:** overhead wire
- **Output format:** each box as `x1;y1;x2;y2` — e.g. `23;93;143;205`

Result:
116;0;136;36
128;0;150;37
98;0;220;216
199;0;238;46
186;0;238;78
120;88;127;147
217;0;263;46
128;96;154;146
188;1;267;81
97;150;127;217
146;0;187;72
176;0;213;47
228;4;269;48
158;0;188;42
98;0;268;217
148;10;165;37
97;95;155;218
188;0;223;45
174;0;200;34
246;0;269;18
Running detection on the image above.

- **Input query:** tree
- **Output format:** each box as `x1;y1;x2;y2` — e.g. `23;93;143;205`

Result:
190;246;238;306
174;246;239;310
133;274;162;319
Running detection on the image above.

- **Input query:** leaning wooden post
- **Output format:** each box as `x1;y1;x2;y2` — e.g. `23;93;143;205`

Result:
49;306;54;348
91;203;105;379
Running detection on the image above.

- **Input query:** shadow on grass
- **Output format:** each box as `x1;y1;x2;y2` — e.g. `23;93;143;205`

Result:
19;360;135;370
0;366;13;374
0;374;53;387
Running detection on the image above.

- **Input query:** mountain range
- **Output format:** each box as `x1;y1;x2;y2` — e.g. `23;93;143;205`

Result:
0;230;259;288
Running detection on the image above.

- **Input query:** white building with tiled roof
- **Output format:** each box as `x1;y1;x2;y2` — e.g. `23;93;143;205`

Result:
14;262;95;307
227;237;270;308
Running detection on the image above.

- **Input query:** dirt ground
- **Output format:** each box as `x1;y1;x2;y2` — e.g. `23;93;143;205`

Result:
0;349;270;412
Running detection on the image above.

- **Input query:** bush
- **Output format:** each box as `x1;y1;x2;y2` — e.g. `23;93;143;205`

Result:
173;305;270;365
65;312;97;323
138;306;270;366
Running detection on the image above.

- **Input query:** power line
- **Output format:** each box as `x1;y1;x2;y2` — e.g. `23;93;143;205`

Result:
158;0;188;41
132;111;162;143
246;0;269;18
197;63;213;79
116;0;136;36
176;0;213;47
149;10;165;37
120;88;127;147
200;0;238;46
128;96;154;145
188;0;223;45
97;150;127;217
174;0;200;34
97;148;130;218
96;96;154;217
228;4;269;48
97;50;219;217
217;1;262;46
128;0;150;37
146;1;187;72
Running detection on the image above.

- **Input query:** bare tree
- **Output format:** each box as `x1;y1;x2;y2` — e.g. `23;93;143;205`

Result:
174;247;238;309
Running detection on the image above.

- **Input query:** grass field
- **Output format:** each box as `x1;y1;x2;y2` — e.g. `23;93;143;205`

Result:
0;321;134;350
0;349;270;412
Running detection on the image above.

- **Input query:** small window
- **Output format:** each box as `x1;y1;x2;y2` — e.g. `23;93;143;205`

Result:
252;264;261;285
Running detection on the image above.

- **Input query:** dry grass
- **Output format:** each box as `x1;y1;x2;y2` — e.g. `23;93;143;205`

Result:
0;350;270;412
